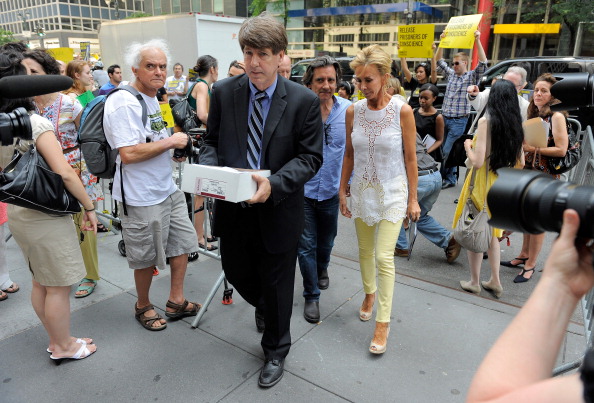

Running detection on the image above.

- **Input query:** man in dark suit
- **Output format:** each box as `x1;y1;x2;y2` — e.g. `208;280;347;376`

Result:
200;14;323;388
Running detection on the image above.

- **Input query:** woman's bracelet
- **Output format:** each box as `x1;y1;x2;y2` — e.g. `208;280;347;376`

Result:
84;206;95;212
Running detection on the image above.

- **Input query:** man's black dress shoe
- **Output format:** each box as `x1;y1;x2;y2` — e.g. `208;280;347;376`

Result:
318;270;329;290
441;182;455;190
258;358;284;388
255;309;265;333
303;300;320;323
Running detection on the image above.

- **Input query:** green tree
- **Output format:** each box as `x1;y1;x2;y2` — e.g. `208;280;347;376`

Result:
249;0;289;27
125;12;152;19
0;29;15;46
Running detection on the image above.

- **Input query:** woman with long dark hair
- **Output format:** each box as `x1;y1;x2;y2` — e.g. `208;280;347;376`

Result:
186;55;218;251
399;43;438;108
0;51;98;363
454;80;524;298
502;73;569;283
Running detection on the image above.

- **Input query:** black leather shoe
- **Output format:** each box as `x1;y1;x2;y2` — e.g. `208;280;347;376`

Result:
318;270;329;290
258;358;284;388
303;300;320;323
441;181;455;190
255;309;265;333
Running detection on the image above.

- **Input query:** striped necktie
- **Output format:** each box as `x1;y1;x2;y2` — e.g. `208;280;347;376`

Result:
247;90;266;169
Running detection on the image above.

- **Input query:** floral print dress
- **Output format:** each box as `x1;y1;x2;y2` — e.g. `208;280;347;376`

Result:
36;94;103;202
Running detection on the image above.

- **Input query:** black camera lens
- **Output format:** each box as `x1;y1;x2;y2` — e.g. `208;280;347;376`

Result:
0;107;32;146
488;168;594;238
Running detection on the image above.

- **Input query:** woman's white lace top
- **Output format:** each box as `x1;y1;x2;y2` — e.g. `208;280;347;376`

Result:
350;97;408;226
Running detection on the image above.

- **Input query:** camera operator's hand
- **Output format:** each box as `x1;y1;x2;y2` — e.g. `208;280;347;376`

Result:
246;174;271;204
169;132;190;150
542;209;594;300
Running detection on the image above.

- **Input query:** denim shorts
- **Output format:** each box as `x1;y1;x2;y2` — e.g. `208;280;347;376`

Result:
119;189;198;270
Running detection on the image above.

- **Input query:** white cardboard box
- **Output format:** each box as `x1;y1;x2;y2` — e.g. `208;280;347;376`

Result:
181;164;271;203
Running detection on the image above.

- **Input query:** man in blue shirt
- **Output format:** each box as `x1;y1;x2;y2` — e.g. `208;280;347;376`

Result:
435;30;487;189
98;64;122;95
298;56;350;323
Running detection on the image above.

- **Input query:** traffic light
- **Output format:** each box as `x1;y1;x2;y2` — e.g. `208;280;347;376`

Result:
36;25;45;37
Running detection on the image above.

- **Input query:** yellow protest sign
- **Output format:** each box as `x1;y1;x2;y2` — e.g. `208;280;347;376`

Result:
440;14;483;49
160;103;175;129
47;47;74;62
397;24;435;58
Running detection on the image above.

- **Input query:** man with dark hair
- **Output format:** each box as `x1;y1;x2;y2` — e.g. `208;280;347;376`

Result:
298;55;349;323
227;60;245;77
98;64;122;95
200;13;323;388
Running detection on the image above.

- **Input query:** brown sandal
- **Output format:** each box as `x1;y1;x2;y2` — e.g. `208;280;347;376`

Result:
165;299;201;319
135;304;167;331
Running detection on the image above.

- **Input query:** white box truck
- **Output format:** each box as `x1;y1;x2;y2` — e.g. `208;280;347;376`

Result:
98;13;245;83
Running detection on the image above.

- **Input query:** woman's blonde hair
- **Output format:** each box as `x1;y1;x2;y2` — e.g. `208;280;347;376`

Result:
350;44;392;77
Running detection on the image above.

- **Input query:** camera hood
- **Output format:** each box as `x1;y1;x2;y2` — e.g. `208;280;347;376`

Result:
551;72;594;111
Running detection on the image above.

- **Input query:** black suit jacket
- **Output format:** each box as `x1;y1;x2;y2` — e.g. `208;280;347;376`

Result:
200;74;323;254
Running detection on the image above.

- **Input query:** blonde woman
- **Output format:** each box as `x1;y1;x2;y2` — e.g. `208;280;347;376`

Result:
339;45;420;354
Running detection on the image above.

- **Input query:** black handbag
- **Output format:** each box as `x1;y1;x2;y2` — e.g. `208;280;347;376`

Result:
445;134;473;168
171;83;201;132
0;145;81;215
547;120;581;175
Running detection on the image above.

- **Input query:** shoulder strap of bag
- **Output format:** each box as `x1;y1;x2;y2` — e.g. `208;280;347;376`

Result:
185;82;198;98
467;100;488;135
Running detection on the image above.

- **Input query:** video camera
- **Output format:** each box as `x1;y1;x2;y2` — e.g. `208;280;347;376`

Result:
173;127;205;160
0;75;73;145
488;73;594;237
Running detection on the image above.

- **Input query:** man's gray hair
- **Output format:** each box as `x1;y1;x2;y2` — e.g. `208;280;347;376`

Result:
505;66;527;86
125;38;171;70
302;56;342;87
239;12;287;55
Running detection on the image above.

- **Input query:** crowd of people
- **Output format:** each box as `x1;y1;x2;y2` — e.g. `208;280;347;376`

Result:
0;12;582;393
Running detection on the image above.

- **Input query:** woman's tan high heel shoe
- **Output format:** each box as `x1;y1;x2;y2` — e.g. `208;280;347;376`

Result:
359;294;375;321
369;323;390;355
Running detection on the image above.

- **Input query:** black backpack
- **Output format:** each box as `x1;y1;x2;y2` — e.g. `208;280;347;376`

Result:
78;85;147;179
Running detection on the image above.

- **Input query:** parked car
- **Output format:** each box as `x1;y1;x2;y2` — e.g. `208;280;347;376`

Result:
290;57;355;84
434;56;594;127
477;56;594;91
479;57;594;127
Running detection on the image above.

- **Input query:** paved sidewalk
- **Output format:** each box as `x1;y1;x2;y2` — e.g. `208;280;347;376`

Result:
0;230;585;403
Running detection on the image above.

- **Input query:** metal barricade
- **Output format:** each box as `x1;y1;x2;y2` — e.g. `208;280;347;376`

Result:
553;125;594;376
174;161;233;329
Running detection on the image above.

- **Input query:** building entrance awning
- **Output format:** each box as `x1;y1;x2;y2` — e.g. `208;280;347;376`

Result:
494;23;561;34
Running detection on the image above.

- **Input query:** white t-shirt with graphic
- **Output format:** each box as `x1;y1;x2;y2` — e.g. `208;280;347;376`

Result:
104;89;177;206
